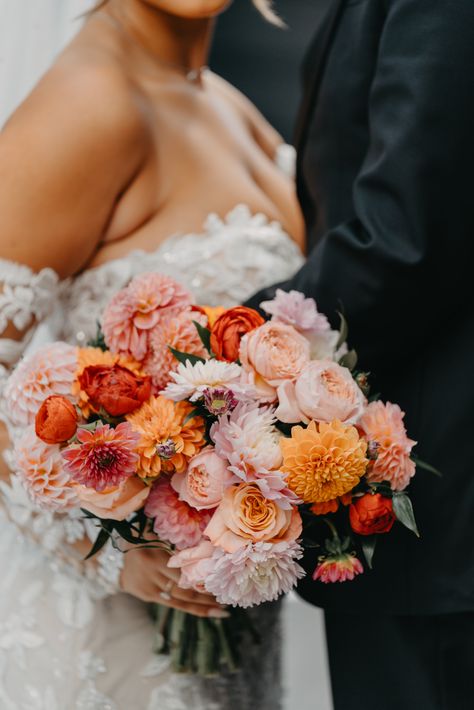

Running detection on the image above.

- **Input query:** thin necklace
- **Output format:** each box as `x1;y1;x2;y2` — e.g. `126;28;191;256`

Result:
97;11;208;84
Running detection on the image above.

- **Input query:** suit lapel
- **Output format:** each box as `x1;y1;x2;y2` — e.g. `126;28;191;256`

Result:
294;0;347;153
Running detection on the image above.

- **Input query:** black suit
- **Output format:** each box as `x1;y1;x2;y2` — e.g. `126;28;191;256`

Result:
245;0;474;706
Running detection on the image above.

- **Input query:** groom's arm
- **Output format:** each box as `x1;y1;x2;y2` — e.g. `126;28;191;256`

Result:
246;0;474;368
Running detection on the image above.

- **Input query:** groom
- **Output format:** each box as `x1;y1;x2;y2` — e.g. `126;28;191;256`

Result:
246;0;474;708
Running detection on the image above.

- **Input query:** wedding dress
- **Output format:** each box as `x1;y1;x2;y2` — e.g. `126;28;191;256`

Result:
0;157;305;709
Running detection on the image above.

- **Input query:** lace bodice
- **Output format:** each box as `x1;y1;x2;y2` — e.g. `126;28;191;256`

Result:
62;205;304;348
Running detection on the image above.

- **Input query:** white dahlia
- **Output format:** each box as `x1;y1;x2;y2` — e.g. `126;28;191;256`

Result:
162;359;245;402
210;401;282;478
204;540;305;608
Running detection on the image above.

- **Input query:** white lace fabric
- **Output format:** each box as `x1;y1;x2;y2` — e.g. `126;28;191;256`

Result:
0;147;303;709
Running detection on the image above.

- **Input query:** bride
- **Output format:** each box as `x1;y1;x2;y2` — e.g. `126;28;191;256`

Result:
0;1;305;707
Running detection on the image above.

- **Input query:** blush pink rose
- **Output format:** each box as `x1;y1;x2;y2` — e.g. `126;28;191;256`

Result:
276;361;367;425
76;477;150;521
239;322;310;396
205;482;302;553
167;540;216;592
171;447;233;510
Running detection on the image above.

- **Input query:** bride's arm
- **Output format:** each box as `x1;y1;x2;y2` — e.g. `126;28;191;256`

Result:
0;58;224;617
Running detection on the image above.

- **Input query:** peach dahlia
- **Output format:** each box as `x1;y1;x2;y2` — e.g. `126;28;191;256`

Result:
280;420;368;504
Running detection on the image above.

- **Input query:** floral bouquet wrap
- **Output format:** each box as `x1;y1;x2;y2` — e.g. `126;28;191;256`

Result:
2;273;435;675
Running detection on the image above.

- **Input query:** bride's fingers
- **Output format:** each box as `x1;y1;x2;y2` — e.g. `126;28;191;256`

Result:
154;572;221;608
159;596;229;619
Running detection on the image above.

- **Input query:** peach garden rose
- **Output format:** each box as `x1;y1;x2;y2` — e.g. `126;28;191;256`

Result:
171;447;234;510
239;321;310;399
276;360;366;425
75;477;150;521
205;482;302;553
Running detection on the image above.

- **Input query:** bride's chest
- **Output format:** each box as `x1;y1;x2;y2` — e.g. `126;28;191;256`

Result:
96;84;299;262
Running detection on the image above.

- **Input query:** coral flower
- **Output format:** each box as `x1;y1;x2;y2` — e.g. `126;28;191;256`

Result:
4;342;78;427
62;422;139;492
102;273;192;361
35;395;78;444
73;347;143;418
310;493;353;516
313;554;364;583
14;427;78;511
145;477;211;550
280;420;368;504
210;306;265;362
127;396;205;478
145;310;208;392
349;493;395;535
359;401;417;491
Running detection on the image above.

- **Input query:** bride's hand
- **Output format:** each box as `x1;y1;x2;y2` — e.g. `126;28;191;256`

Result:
120;546;228;619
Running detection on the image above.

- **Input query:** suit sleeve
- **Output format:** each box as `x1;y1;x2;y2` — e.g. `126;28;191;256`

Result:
246;0;474;369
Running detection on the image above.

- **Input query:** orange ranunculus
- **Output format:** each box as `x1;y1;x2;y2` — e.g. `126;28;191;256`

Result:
210;306;265;361
349;493;395;535
35;395;78;444
78;364;152;417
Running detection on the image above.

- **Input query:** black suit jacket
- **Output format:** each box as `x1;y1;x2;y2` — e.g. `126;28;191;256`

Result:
246;0;474;615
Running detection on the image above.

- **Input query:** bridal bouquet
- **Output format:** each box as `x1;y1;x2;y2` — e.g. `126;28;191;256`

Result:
3;272;432;675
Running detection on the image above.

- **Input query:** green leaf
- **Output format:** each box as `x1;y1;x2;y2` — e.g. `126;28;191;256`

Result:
412;456;443;478
339;349;358;371
361;535;377;569
393;494;420;537
84;528;111;560
336;311;349;349
192;320;212;353
184;407;203;425
169;347;206;366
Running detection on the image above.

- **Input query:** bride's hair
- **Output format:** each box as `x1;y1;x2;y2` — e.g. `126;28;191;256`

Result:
90;1;283;26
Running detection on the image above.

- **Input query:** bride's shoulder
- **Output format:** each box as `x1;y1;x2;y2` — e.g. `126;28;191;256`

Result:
205;72;283;159
0;29;150;278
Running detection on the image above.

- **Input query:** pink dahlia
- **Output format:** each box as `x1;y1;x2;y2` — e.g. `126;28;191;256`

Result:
204;540;305;608
62;422;139;492
210;401;298;508
144;476;211;550
102;273;192;362
14;427;78;511
359;401;417;491
260;289;331;335
145;310;208;392
4;342;78;427
313;554;364;583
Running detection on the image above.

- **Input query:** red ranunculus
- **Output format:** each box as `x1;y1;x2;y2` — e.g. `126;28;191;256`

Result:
78;364;152;417
35;395;78;444
349;493;395;535
210;306;265;362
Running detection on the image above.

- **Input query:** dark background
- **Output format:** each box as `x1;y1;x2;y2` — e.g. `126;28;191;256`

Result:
211;0;321;142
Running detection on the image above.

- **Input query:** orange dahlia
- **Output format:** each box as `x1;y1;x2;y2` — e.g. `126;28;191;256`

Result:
310;493;353;516
281;420;368;504
127;395;205;478
73;347;143;417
